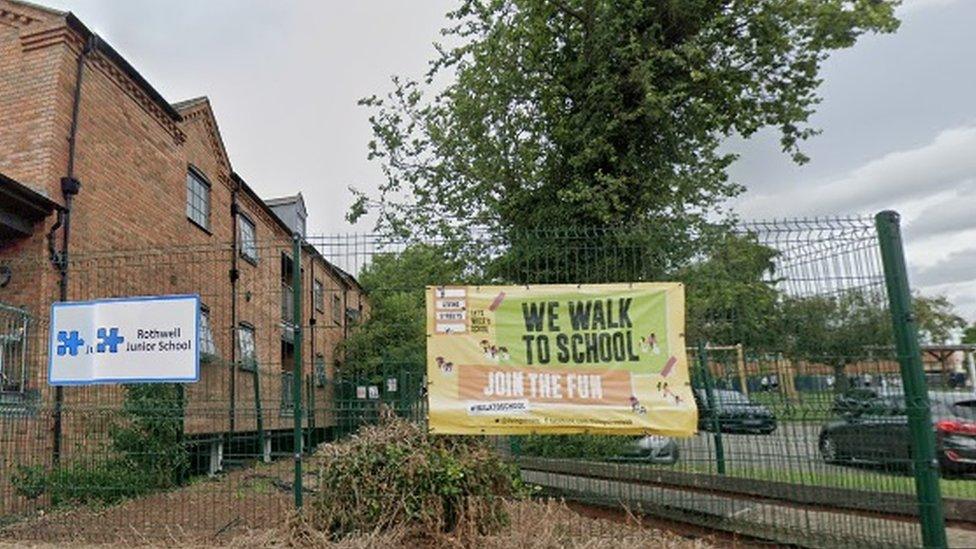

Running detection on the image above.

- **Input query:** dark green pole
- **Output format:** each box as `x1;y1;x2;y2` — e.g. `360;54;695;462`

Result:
698;341;725;475
292;234;304;509
876;211;946;548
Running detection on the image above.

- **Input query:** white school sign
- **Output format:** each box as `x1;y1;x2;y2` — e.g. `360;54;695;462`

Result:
49;294;200;385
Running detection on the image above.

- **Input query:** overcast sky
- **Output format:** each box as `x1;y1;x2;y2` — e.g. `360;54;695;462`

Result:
39;0;976;320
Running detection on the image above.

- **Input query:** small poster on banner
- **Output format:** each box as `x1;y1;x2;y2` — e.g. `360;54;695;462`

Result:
356;386;367;399
386;377;398;392
368;385;380;399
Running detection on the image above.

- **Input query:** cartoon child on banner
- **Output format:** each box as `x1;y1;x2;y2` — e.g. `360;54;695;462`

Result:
655;355;683;405
641;332;661;355
435;356;455;374
480;339;511;363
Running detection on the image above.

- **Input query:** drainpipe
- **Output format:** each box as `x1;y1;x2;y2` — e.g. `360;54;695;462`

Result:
229;175;241;438
51;33;95;466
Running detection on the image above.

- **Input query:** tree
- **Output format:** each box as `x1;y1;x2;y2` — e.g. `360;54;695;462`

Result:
677;232;780;348
351;0;898;241
778;293;966;393
964;324;976;346
780;290;891;393
339;244;465;376
913;294;966;345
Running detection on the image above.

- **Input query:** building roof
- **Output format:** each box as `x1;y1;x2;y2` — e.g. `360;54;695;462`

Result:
5;0;184;123
0;171;61;241
171;97;209;112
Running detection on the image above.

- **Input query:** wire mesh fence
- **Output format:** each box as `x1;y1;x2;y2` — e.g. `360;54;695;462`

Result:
0;215;964;547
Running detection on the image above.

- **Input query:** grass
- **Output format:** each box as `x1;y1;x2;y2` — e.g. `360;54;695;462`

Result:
669;460;976;499
747;391;837;422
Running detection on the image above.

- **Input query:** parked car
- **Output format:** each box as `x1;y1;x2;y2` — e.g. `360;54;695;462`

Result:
609;435;679;465
694;388;777;434
831;385;903;417
819;390;976;475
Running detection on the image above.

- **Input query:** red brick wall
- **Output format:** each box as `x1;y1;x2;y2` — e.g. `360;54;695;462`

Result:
0;1;363;516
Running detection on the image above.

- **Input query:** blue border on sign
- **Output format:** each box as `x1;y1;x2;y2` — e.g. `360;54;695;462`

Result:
48;294;201;386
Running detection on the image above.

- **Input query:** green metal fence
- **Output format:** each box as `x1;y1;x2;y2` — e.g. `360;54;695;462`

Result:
0;213;961;547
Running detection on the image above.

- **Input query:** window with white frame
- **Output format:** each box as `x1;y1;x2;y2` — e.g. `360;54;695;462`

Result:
314;279;325;312
332;294;342;325
0;308;29;394
199;306;217;360
238;323;257;371
314;354;326;387
239;214;257;263
186;168;211;231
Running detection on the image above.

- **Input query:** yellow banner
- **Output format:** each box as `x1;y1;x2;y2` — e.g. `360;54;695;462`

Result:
426;283;697;436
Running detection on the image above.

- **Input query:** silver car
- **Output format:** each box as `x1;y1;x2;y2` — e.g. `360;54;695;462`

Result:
609;435;679;465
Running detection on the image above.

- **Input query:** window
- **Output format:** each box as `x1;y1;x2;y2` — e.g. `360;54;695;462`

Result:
199;306;217;360
332;294;342;325
314;354;327;387
238;215;257;263
237;323;257;371
0;309;29;394
313;280;325;312
186;167;211;231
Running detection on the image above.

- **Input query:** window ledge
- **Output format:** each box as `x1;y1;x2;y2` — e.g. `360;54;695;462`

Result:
187;216;212;235
0;389;39;417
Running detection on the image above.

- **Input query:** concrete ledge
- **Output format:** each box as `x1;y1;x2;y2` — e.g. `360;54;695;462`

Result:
516;456;976;523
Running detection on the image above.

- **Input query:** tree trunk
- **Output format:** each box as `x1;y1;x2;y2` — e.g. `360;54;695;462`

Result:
833;363;849;394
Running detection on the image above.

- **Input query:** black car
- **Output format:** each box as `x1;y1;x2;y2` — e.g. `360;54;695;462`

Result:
694;389;777;434
819;390;976;475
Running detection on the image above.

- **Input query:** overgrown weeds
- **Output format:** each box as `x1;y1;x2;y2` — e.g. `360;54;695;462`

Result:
303;411;524;542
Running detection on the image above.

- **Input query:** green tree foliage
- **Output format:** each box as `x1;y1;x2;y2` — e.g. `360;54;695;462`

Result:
12;384;187;506
780;290;891;393
351;0;898;240
778;292;966;392
109;384;189;489
677;233;779;348
913;294;966;345
964;324;976;345
339;245;465;376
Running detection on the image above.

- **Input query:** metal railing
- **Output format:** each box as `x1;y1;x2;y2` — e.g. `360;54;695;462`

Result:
0;216;955;547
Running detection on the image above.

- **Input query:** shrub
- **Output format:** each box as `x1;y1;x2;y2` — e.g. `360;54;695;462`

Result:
519;434;631;460
11;384;188;507
306;412;524;540
12;461;162;506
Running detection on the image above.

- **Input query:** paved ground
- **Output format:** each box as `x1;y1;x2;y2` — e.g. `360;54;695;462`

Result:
674;422;915;480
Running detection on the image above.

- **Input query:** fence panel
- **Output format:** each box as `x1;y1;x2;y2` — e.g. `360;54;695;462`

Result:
0;217;959;547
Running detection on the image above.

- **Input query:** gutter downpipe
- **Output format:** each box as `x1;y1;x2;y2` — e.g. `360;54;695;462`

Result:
229;176;241;439
51;33;96;465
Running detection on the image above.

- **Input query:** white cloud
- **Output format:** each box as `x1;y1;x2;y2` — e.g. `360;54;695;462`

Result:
738;125;976;219
906;181;976;238
913;248;976;287
899;0;964;14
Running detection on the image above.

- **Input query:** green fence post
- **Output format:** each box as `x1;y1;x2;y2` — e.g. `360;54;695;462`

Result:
698;341;725;475
876;210;947;548
292;233;304;509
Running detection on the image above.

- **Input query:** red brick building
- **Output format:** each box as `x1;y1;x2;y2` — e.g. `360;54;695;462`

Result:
0;0;365;512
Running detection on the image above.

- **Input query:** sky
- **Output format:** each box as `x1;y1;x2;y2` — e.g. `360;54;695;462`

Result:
35;0;976;320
